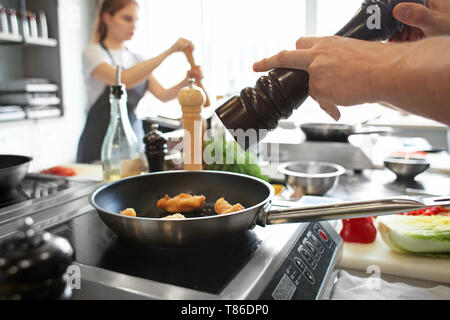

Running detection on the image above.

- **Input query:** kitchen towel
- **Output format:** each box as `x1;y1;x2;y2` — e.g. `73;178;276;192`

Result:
330;270;450;300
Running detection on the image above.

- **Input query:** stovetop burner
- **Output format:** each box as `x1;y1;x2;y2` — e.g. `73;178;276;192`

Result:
0;189;29;209
49;212;268;295
0;177;343;300
0;174;70;209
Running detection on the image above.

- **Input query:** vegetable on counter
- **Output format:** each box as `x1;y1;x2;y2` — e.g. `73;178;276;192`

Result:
378;215;450;257
340;217;377;244
272;184;284;195
40;166;77;177
398;206;449;216
203;135;269;182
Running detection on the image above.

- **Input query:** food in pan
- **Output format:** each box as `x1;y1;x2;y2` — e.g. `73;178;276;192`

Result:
120;194;245;219
120;208;137;217
163;213;186;220
215;198;245;215
157;194;206;213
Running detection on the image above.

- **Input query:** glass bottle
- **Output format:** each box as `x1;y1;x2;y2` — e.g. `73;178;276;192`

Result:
101;66;147;182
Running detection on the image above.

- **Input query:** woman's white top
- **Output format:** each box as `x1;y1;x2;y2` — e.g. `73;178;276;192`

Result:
82;43;144;108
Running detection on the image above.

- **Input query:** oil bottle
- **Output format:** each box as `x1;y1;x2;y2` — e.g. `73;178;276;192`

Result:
101;66;147;182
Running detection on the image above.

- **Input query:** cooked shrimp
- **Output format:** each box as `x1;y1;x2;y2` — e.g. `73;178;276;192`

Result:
120;208;137;217
215;198;245;215
157;194;206;213
163;213;186;220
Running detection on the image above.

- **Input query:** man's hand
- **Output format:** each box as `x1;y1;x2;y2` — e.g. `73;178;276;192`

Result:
391;0;450;41
253;36;393;120
253;36;450;125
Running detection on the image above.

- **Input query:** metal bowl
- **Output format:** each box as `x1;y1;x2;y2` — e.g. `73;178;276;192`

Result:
384;156;430;181
0;155;32;191
278;161;346;196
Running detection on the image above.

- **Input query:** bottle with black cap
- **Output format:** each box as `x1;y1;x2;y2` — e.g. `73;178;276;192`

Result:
215;0;427;150
0;218;74;300
101;65;148;182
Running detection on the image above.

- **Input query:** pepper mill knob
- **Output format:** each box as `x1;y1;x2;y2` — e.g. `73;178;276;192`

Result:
143;124;168;173
0;218;74;300
178;79;206;171
178;79;206;107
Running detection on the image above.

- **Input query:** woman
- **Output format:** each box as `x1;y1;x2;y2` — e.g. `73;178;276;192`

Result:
77;0;202;163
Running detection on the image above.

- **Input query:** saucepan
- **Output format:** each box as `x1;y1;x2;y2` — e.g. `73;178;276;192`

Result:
0;155;33;191
300;123;392;142
89;171;450;247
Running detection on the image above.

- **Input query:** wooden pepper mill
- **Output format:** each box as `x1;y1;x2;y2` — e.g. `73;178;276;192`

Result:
178;79;206;171
183;46;211;107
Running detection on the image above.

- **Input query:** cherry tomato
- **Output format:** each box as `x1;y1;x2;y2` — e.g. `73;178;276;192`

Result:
399;206;449;216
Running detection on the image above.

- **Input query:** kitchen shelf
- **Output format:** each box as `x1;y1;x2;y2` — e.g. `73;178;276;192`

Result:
0;107;62;122
23;37;58;47
0;107;26;122
0;34;57;47
0;0;64;123
0;33;23;44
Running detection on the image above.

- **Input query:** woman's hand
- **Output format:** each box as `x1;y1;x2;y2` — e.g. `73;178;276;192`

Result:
187;66;204;83
170;37;194;54
253;36;393;120
391;0;450;42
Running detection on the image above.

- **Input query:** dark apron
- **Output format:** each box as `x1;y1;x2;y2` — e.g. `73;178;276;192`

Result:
76;43;148;164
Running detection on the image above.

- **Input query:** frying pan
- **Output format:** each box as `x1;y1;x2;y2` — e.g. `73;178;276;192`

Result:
0;155;32;191
89;171;450;247
300;123;391;142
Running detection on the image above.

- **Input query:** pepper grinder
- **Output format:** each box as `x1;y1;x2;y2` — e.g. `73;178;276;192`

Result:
183;46;211;107
0;218;74;300
215;0;427;150
143;124;168;173
178;79;206;171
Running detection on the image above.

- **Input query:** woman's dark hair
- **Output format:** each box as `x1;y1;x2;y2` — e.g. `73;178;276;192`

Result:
95;0;138;42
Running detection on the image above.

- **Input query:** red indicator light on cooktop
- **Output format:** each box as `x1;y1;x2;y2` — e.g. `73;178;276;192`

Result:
318;230;328;242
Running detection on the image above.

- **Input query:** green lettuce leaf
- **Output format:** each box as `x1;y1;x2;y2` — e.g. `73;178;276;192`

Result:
204;135;270;182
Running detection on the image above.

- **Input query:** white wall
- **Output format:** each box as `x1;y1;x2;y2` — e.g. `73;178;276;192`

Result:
0;0;96;172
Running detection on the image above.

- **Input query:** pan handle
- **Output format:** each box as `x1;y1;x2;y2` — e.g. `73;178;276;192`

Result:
257;196;434;226
422;196;450;207
351;127;393;136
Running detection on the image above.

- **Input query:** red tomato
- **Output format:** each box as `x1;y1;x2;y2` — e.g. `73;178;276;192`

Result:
399;206;449;216
41;166;77;177
340;218;377;244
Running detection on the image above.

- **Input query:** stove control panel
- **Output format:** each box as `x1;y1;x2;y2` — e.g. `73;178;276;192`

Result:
259;222;341;300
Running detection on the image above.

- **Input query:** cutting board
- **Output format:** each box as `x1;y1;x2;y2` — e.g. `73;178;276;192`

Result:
296;196;450;285
64;163;103;181
338;231;450;285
